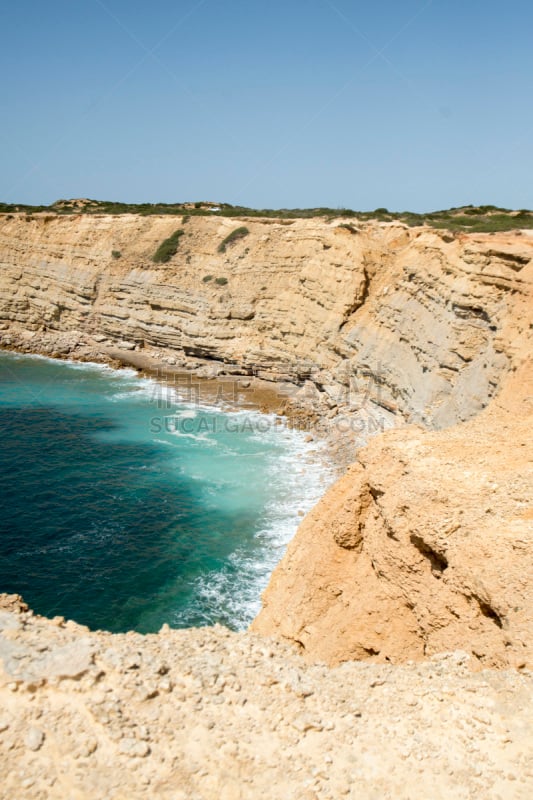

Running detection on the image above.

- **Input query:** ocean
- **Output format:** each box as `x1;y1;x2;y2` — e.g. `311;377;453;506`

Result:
0;352;331;633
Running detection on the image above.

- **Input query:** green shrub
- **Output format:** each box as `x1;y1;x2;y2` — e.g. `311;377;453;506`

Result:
111;250;122;259
152;230;184;263
339;223;358;233
215;277;228;286
202;274;213;282
0;198;531;232
217;226;249;253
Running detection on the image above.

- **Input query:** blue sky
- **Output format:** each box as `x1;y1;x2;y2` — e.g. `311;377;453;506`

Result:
1;0;532;211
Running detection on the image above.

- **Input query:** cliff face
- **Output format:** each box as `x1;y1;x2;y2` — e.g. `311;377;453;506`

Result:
253;363;533;668
1;212;532;671
1;213;530;426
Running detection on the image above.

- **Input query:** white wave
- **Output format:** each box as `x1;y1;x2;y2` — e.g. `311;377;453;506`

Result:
3;350;336;632
170;423;335;631
169;429;216;445
175;409;197;419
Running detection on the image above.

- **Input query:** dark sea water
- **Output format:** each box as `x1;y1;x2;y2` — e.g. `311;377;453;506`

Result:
0;353;331;633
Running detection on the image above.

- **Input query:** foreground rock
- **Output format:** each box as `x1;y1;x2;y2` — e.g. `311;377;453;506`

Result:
253;362;533;668
1;596;532;800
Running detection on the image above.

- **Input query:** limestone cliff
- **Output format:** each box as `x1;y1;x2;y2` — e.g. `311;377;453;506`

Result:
0;212;532;671
1;213;530;427
253;363;533;668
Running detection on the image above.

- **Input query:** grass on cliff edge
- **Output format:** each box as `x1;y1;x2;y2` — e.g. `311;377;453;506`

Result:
1;200;533;233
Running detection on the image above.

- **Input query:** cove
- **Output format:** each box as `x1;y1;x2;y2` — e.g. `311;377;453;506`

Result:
0;352;331;633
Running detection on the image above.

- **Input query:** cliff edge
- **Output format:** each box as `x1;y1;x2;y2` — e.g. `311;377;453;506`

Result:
1;595;532;799
1;214;530;427
253;362;533;667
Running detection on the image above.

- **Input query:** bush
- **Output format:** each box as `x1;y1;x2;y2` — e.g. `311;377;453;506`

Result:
339;223;358;234
215;277;228;286
152;230;184;263
202;274;213;282
111;250;122;259
217;226;249;253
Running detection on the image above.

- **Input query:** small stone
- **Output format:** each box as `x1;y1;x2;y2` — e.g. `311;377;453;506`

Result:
25;727;45;751
291;715;323;733
80;738;98;757
119;738;150;758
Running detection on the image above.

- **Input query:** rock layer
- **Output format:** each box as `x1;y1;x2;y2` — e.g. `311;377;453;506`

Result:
1;214;530;427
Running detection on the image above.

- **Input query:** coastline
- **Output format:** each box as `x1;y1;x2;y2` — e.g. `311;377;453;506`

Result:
0;214;532;797
2;214;528;666
0;346;337;633
0;329;395;473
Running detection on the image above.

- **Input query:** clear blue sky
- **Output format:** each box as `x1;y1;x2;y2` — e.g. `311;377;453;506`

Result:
1;0;532;211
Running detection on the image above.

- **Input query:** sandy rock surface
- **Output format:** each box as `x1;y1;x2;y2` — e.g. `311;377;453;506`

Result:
253;363;533;668
1;596;532;800
1;214;530;429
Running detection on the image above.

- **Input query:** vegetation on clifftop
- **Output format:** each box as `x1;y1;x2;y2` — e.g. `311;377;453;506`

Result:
1;199;533;233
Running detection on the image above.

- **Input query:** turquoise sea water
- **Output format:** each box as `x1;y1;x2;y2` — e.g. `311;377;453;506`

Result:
0;353;331;633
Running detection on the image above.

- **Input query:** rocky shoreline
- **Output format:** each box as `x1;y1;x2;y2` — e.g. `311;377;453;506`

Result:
0;329;394;471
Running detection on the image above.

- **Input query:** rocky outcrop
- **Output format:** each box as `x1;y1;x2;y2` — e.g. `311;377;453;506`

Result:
1;595;532;800
1;212;532;671
250;226;533;668
253;363;533;668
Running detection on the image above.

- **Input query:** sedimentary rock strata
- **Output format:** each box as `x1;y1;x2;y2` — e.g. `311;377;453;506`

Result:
0;211;532;796
1;214;530;426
